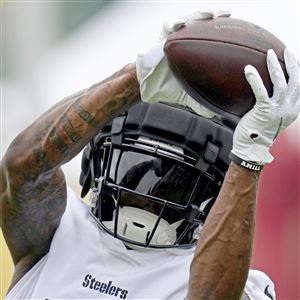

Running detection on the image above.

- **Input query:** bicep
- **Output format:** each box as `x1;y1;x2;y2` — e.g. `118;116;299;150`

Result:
0;167;67;265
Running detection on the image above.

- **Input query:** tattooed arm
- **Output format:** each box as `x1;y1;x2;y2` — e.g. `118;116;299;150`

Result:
0;63;140;289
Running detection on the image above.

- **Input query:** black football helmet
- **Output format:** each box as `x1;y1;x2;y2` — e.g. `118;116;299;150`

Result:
80;102;234;250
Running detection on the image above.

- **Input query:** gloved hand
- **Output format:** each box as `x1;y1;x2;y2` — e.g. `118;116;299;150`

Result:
136;10;230;118
230;48;300;170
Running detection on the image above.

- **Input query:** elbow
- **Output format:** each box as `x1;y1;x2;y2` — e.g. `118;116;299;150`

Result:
2;138;40;185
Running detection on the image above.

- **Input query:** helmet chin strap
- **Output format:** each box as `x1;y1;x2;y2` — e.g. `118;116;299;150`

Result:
103;207;183;251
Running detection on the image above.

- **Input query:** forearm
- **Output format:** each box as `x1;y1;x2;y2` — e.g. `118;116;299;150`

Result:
4;63;140;182
188;162;260;300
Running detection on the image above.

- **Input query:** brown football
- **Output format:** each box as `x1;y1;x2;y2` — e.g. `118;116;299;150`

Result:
164;17;287;118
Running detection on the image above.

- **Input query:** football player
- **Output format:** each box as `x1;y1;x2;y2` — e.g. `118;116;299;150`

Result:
1;10;299;300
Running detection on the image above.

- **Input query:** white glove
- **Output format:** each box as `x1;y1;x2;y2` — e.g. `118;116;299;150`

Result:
231;48;300;169
244;270;276;300
136;10;231;118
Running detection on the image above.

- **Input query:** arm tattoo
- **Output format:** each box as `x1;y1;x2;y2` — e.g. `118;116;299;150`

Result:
32;147;50;171
74;101;98;127
104;98;129;117
61;114;82;143
1;63;140;273
49;127;70;155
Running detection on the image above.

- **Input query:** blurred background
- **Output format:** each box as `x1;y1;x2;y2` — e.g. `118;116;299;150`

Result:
1;0;299;299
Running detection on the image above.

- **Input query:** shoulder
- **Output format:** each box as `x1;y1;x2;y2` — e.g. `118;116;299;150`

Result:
62;186;91;221
66;186;88;209
54;186;97;234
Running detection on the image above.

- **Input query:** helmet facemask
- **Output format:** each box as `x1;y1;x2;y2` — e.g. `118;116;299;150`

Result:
80;102;233;250
89;136;222;250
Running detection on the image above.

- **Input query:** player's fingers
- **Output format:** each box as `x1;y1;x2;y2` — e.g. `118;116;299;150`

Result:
267;49;287;102
183;10;214;24
244;65;269;108
136;40;165;83
284;48;300;104
162;9;223;35
215;10;231;18
161;17;185;37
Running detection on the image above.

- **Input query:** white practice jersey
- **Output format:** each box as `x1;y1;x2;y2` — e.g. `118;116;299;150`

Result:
6;187;275;300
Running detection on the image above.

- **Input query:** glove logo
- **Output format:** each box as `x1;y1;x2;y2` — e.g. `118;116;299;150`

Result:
264;285;273;300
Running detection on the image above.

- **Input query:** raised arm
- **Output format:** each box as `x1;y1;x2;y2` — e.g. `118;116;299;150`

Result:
187;48;299;299
188;163;259;299
0;63;140;287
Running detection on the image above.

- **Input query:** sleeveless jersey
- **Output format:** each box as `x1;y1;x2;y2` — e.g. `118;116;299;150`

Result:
6;187;275;300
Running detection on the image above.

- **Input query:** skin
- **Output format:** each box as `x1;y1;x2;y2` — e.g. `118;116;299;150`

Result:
1;63;258;299
0;63;140;291
188;163;259;300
